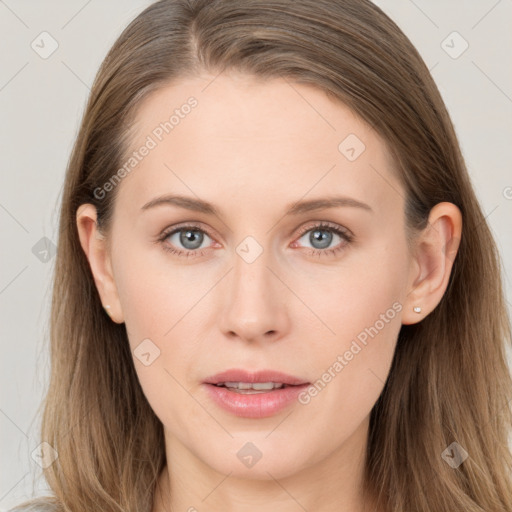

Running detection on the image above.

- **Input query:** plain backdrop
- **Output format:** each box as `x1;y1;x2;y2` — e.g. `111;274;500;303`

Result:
1;0;511;508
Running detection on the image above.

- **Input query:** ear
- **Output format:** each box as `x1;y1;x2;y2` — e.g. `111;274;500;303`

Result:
76;204;124;324
402;202;462;325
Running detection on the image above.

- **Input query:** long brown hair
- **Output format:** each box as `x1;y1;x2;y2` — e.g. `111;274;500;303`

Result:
14;1;512;510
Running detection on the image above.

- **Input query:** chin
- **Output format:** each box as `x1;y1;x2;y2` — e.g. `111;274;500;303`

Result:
200;441;311;481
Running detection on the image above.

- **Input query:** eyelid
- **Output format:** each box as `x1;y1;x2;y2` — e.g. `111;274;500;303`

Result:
156;221;217;248
158;221;352;240
159;221;214;239
294;221;353;240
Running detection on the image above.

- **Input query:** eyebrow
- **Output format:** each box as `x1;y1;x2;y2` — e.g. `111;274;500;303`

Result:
140;194;373;216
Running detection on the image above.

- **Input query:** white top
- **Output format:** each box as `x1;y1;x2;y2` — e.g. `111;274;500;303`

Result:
8;504;57;512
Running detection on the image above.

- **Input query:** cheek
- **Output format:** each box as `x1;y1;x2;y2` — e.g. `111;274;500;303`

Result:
113;239;206;342
110;246;212;421
293;243;407;437
293;233;407;349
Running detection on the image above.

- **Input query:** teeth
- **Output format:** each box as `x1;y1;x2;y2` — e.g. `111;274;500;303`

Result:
216;382;285;390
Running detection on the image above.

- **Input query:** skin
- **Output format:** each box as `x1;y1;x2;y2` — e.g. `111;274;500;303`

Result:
77;72;462;512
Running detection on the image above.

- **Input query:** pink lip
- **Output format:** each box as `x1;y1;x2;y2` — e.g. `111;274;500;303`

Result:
202;368;310;419
203;368;309;386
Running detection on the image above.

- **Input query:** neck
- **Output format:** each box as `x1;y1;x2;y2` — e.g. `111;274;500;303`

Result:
153;417;380;512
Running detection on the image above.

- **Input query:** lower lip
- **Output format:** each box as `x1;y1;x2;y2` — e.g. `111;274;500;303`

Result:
203;383;310;418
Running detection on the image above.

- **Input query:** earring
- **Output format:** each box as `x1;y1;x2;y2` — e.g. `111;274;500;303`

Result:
413;306;422;314
103;304;112;317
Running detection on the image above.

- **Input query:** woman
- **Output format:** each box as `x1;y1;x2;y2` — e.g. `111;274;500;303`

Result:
11;0;512;511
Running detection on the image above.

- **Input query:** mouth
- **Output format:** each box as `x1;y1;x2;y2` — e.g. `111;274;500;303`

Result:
203;368;310;388
210;381;298;394
202;369;311;418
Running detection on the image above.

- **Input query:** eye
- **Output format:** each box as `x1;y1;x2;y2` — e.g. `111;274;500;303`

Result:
156;221;353;259
292;222;353;257
158;223;214;257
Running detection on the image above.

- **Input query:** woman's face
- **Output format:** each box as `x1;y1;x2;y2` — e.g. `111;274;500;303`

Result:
98;73;416;479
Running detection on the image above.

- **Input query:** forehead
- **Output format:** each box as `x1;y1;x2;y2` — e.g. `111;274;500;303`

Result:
118;72;403;217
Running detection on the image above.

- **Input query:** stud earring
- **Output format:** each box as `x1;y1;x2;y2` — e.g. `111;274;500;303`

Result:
413;306;422;314
103;304;112;317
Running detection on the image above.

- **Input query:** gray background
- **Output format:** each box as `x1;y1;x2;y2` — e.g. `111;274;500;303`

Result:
1;0;511;508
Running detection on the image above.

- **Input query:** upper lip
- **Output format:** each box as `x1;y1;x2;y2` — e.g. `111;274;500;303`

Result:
203;369;310;386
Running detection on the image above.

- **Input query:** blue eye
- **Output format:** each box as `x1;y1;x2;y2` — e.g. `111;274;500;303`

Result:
157;221;353;258
294;223;353;256
168;228;210;250
159;225;212;257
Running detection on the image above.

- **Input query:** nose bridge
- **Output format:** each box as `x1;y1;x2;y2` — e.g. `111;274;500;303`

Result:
234;235;269;284
231;236;275;314
218;234;289;342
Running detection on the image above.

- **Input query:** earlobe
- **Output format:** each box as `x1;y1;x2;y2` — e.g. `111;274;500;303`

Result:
76;204;124;324
402;202;462;325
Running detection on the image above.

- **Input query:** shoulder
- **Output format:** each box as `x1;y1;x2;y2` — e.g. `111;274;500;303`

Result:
7;502;58;512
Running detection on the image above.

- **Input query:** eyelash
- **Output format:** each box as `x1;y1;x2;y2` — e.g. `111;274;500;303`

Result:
156;221;354;259
294;222;353;257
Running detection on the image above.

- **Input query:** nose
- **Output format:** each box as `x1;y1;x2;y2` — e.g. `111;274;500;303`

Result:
218;241;290;344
